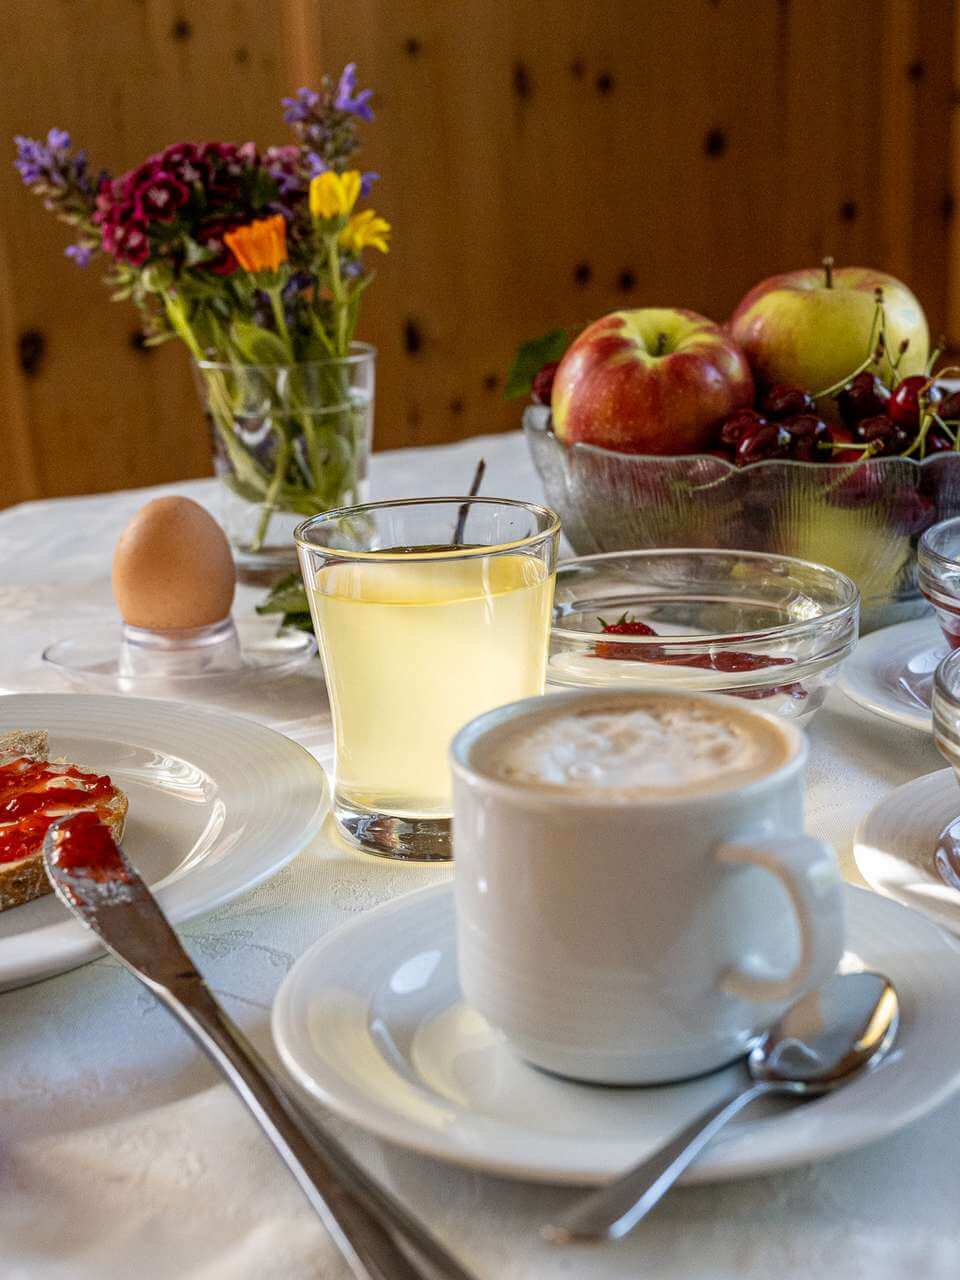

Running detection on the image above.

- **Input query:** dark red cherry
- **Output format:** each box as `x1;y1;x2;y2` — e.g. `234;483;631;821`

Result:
719;409;766;448
938;390;960;421
856;414;910;456
925;429;955;455
735;424;792;465
782;414;833;462
531;361;560;405
889;375;942;429
762;384;815;420
836;371;891;425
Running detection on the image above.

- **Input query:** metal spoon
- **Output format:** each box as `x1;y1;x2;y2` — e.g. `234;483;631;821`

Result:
543;971;899;1245
43;815;476;1280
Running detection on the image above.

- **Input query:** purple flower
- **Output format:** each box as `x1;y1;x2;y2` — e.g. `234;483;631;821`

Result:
306;151;327;178
13;136;46;184
334;63;374;121
264;144;303;196
46;127;71;153
282;87;320;124
64;242;93;267
160;142;207;184
134;170;189;222
282;270;315;303
360;170;379;197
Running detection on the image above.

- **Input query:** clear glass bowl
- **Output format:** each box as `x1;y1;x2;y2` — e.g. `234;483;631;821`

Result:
525;405;960;633
919;517;960;650
933;647;960;772
549;549;860;725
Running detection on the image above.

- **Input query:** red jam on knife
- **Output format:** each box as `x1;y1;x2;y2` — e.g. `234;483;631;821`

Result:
45;810;130;882
0;757;116;866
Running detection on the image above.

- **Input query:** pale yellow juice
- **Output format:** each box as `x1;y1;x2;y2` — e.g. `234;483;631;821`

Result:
308;552;554;817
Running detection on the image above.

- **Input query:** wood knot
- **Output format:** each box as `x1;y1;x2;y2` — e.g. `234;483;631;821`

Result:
512;61;533;100
403;319;423;355
18;329;45;377
704;127;728;157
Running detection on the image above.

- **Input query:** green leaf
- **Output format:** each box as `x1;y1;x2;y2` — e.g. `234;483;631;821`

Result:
257;572;309;617
503;328;574;400
228;319;290;365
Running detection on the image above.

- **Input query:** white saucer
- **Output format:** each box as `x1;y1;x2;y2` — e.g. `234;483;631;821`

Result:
855;767;960;934
272;881;960;1186
837;616;944;731
0;693;329;990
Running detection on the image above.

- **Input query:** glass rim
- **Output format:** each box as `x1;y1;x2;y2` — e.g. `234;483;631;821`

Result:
934;647;960;714
294;495;561;562
920;516;960;571
551;547;861;646
195;341;376;374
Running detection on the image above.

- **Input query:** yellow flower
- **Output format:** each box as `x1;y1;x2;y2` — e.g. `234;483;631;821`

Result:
309;169;362;220
339;209;392;255
224;215;287;273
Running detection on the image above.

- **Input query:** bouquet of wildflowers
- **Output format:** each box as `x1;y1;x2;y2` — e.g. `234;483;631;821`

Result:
14;65;389;552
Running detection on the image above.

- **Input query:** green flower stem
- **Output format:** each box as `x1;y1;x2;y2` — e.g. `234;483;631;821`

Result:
326;234;348;356
253;429;292;551
267;286;293;350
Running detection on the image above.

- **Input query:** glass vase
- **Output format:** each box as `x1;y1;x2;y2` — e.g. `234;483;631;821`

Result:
193;344;375;573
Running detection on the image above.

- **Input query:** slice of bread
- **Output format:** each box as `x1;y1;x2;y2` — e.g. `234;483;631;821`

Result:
0;731;128;913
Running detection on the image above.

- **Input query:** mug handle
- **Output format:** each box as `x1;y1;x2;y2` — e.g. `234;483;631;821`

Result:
714;834;845;1003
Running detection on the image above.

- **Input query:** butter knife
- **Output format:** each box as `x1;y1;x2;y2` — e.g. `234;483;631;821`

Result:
43;813;473;1280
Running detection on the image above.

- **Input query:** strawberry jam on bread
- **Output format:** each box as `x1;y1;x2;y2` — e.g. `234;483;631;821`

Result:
0;730;128;912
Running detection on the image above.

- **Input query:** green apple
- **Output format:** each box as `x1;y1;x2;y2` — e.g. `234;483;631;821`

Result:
729;262;928;397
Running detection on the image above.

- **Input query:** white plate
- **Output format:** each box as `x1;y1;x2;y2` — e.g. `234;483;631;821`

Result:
272;881;960;1186
837;616;944;731
0;693;329;990
855;767;960;934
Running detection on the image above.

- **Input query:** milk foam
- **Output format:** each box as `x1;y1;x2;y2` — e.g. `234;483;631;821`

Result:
477;695;790;797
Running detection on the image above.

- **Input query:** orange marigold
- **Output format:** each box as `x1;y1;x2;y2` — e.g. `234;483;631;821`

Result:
224;215;288;273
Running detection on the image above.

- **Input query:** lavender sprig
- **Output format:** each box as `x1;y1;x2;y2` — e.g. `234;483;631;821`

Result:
14;128;103;265
282;64;374;181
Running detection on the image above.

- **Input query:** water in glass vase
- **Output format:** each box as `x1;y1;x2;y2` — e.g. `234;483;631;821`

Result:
307;552;554;820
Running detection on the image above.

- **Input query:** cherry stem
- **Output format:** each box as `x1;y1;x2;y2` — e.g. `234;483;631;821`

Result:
927;340;945;376
812;297;887;399
823;256;834;289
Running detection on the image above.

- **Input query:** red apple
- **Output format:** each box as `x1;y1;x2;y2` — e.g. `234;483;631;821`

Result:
730;262;929;399
551;308;754;454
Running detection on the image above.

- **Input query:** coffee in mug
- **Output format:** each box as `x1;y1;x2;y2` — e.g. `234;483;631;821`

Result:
451;689;844;1085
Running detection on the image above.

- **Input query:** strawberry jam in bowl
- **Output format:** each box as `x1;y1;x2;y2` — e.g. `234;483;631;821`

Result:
549;549;860;725
919;517;960;650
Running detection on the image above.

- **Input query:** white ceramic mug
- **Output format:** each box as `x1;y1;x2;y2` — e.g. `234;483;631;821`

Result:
450;689;845;1085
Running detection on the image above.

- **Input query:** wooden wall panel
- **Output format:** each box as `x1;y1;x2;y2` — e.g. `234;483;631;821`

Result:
0;0;956;508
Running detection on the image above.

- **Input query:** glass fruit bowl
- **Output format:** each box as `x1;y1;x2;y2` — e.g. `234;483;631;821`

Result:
548;549;860;725
525;405;960;633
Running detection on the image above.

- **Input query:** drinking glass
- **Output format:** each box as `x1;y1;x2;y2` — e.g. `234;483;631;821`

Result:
295;496;560;860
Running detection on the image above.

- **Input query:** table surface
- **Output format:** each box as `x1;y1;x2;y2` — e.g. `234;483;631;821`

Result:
1;430;954;1280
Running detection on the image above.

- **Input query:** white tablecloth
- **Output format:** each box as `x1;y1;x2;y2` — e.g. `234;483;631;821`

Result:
0;431;953;1280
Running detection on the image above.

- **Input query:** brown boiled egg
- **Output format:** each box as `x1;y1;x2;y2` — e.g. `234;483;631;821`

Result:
112;497;236;630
